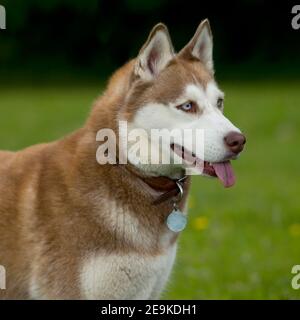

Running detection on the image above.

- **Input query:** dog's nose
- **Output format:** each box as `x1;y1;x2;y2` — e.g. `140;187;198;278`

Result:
224;131;246;154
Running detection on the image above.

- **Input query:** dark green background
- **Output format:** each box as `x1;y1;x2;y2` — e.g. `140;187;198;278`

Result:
0;0;299;82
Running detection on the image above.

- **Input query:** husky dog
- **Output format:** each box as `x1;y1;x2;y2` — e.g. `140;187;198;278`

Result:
0;20;245;299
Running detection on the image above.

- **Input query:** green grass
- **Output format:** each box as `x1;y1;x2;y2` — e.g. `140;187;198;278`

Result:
0;80;299;299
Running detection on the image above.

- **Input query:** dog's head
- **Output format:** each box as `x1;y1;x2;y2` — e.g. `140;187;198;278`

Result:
119;20;246;187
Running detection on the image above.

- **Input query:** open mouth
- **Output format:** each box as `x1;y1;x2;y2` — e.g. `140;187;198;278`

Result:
170;143;235;188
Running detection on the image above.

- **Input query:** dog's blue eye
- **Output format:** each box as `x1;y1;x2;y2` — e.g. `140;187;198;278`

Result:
182;102;192;110
177;101;196;113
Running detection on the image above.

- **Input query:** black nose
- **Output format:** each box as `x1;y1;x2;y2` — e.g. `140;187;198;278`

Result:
224;131;246;154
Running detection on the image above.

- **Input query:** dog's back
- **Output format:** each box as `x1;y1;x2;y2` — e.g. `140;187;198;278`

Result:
0;147;41;298
0;144;63;298
0;139;89;298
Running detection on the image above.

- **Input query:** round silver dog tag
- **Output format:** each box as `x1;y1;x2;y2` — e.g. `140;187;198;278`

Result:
166;209;187;233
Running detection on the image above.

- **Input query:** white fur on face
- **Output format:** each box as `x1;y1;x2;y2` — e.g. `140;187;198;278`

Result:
182;82;241;162
124;81;241;176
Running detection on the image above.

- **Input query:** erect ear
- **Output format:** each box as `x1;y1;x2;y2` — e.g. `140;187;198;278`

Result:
134;23;174;81
178;19;214;72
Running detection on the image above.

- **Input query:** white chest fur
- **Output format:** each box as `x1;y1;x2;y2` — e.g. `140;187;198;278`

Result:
79;245;177;300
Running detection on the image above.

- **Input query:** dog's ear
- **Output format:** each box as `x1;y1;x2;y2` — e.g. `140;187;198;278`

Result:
178;19;214;73
134;23;174;81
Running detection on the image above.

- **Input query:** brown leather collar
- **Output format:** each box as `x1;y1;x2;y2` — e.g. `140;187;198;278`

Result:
142;175;188;205
122;164;188;205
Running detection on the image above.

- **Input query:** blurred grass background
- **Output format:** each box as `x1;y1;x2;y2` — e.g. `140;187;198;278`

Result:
0;80;299;299
0;0;299;299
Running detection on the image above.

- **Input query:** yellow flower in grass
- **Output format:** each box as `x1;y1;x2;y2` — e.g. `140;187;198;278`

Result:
193;216;209;230
289;223;300;237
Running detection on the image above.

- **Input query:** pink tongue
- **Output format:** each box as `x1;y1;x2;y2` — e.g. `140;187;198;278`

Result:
212;161;235;188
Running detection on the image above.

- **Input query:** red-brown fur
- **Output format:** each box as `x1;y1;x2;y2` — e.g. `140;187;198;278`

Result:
0;23;216;299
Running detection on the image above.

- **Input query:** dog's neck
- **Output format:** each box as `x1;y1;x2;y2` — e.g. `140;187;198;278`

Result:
86;60;135;136
117;161;187;205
